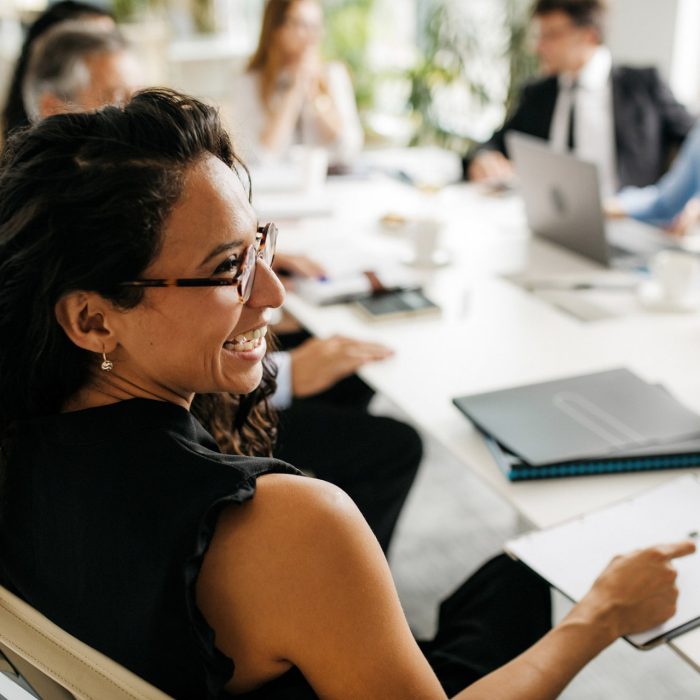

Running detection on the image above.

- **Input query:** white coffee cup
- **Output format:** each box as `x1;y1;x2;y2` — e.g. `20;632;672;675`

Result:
650;250;700;302
301;146;328;194
409;217;443;266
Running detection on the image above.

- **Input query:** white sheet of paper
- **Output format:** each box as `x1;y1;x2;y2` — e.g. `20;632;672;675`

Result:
506;475;700;647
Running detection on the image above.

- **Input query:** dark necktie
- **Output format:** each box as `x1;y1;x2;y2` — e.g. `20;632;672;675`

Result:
567;82;577;151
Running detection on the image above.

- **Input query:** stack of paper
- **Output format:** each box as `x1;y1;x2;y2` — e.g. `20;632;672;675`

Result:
506;475;700;648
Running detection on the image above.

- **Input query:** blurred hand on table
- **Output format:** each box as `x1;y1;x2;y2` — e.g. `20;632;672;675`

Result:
468;150;514;183
290;336;394;398
273;253;327;290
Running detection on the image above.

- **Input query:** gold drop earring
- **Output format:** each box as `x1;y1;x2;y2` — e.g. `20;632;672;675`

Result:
100;352;113;372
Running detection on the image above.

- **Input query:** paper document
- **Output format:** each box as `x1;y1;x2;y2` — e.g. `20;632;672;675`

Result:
291;247;421;306
506;475;700;648
295;268;420;305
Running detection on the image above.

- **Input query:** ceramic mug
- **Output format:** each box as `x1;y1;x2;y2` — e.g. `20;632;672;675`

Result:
650;250;700;301
409;217;443;266
301;146;329;194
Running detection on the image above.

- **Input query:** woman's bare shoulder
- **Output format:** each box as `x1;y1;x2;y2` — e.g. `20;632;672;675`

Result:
196;473;442;697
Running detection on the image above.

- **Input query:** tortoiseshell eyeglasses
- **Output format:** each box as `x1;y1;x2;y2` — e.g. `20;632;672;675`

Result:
118;223;278;304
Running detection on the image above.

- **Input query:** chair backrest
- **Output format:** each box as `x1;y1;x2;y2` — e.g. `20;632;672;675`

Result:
0;584;172;700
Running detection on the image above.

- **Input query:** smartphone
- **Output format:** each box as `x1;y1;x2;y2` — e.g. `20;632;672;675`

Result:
353;289;441;321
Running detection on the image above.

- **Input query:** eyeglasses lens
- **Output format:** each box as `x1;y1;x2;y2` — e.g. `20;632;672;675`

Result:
239;245;257;302
263;224;278;266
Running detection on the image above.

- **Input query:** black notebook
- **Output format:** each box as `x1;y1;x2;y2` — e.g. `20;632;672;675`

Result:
483;433;700;481
453;368;700;480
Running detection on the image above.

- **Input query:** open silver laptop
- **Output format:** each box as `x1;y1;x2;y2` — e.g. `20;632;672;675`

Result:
505;131;678;267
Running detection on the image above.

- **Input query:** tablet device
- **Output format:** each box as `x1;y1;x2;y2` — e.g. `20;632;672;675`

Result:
353;289;440;321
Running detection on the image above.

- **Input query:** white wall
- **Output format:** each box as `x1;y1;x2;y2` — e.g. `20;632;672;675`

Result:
607;0;700;111
670;0;700;110
607;0;679;78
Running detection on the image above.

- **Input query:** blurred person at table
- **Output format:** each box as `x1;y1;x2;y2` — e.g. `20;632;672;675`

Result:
1;0;115;141
229;0;418;551
230;0;364;169
20;23;420;554
463;0;694;197
606;123;700;235
21;23;140;125
267;252;423;555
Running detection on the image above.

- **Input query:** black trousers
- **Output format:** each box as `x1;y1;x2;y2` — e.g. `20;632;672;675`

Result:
242;554;552;699
418;554;552;695
274;331;423;554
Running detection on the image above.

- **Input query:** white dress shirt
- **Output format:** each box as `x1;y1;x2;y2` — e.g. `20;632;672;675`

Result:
269;351;294;410
549;46;618;196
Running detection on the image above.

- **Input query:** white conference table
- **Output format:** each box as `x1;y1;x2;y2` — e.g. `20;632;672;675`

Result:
264;171;700;670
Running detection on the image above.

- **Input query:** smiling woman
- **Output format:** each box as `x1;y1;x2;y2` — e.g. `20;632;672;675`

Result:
0;88;693;700
58;156;284;407
0;89;296;696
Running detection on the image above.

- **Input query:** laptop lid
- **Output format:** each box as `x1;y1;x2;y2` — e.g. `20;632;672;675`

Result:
506;131;611;265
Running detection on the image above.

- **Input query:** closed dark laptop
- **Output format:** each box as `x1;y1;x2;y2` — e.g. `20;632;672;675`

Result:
453;368;700;467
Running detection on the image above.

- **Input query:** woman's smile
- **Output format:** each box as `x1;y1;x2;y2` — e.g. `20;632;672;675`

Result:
223;324;268;361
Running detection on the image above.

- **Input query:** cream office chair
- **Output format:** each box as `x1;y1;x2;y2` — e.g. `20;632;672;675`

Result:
0;584;172;700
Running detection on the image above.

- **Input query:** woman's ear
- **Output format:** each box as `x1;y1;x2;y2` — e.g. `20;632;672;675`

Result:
54;291;118;354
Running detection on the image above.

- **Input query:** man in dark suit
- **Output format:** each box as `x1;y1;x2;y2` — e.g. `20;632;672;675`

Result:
464;0;695;193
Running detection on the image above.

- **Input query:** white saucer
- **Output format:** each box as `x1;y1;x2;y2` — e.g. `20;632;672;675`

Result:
402;249;451;269
638;281;700;313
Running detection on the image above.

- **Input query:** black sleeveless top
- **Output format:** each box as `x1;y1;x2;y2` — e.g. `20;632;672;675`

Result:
0;399;319;699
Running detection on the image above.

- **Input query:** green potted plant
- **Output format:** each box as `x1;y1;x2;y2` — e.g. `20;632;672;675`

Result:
405;0;537;149
324;0;375;111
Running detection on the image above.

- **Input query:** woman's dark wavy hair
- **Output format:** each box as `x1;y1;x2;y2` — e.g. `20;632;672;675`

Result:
0;88;278;472
2;1;114;140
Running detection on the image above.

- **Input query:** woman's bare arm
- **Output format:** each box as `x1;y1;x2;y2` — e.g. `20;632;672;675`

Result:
197;473;693;699
197;474;445;697
456;542;693;699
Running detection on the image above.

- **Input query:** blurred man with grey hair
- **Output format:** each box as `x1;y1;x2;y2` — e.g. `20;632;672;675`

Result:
22;21;140;122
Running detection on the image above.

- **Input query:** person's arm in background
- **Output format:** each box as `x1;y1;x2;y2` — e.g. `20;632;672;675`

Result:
270;337;392;409
230;66;310;162
322;62;364;166
464;127;515;183
269;253;393;408
258;48;343;157
463;81;545;182
228;70;271;164
610;124;700;228
258;64;309;156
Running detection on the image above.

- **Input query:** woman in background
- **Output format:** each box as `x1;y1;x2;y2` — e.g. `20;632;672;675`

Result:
231;0;363;168
1;0;114;140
